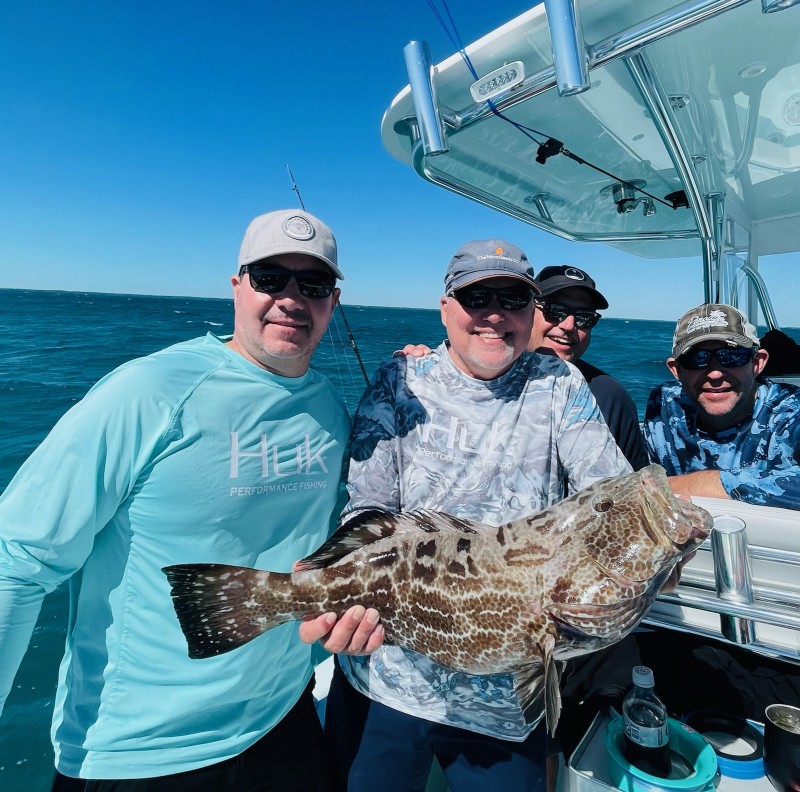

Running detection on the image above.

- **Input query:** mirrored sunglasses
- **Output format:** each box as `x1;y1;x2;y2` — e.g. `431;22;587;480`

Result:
678;346;755;370
535;300;601;329
239;264;336;299
450;284;535;311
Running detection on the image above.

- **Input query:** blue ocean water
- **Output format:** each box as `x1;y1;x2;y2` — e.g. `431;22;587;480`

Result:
0;288;796;790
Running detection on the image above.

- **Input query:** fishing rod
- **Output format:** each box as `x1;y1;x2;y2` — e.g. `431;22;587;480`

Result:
285;165;369;386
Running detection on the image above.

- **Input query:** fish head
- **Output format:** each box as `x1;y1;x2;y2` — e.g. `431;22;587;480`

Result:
556;464;712;583
636;464;712;550
540;465;712;659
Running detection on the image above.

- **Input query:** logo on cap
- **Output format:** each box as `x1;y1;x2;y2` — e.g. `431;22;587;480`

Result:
564;267;586;281
283;215;314;241
495;247;504;256
686;310;729;334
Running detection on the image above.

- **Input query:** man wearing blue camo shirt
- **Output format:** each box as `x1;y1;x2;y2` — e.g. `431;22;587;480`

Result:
644;303;800;509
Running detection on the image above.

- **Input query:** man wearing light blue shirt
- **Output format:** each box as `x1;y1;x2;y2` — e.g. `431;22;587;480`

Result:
0;209;382;791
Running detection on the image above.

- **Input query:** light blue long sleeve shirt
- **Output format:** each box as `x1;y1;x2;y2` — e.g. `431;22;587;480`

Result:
0;334;349;779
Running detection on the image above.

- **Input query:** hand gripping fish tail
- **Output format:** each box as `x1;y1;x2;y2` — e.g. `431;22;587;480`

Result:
162;465;712;736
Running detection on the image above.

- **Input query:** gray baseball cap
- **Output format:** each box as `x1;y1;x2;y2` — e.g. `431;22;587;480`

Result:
672;303;760;358
238;209;343;279
444;239;538;293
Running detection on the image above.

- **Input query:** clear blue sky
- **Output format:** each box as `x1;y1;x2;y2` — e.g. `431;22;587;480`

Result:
2;1;798;324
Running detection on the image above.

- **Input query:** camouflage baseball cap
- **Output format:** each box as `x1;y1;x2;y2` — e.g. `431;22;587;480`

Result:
672;304;759;358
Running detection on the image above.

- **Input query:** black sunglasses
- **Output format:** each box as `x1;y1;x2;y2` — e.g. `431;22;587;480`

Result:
239;264;336;299
535;300;601;329
450;284;535;311
678;346;756;371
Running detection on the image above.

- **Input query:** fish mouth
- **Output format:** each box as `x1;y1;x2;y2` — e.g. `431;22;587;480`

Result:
640;465;711;547
673;498;713;545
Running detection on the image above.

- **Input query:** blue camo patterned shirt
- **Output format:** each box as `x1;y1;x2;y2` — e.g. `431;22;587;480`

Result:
644;379;800;510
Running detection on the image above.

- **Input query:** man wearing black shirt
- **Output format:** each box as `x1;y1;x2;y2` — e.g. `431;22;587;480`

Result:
529;265;648;470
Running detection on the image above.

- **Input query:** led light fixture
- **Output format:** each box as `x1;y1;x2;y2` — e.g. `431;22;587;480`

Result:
470;61;525;103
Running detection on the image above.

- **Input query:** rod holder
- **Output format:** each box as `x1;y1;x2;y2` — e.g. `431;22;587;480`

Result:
544;0;590;96
711;515;756;644
403;41;448;156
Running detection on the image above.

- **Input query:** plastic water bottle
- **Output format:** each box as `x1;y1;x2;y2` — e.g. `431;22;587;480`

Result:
622;665;671;778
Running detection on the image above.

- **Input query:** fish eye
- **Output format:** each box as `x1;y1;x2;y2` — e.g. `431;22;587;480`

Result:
594;498;614;513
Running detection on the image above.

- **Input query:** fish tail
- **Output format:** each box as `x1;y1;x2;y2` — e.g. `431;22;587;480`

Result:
163;563;294;659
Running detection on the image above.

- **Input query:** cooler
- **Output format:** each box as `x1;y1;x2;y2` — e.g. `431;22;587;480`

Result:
567;711;773;792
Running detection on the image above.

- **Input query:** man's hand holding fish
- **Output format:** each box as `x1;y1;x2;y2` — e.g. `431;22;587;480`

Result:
298;604;384;654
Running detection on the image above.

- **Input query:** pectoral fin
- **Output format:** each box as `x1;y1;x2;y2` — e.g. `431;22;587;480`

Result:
549;597;649;639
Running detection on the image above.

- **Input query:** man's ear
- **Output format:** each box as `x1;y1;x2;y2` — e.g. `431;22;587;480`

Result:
753;347;769;376
666;356;681;381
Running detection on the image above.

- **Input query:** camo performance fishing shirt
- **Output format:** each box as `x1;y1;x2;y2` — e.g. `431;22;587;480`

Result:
644;379;800;509
338;343;631;741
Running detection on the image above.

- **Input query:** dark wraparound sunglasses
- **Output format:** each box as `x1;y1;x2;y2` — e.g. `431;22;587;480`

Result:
450;284;535;311
239;264;336;299
678;346;756;370
535;299;601;329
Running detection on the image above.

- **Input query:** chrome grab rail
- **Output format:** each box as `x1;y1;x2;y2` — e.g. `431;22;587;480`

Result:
646;585;800;665
654;586;800;631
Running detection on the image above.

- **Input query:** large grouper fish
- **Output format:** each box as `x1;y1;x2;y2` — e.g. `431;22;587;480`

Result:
163;464;711;733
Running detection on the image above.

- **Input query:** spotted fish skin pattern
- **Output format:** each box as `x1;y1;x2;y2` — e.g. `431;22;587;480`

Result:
163;464;711;732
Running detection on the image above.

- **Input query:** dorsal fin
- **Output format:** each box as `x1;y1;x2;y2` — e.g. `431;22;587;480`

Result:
295;508;480;570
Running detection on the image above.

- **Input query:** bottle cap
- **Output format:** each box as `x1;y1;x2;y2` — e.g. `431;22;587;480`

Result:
632;666;655;687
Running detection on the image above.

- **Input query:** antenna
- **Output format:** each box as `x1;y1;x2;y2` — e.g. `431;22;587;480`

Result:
284;164;369;386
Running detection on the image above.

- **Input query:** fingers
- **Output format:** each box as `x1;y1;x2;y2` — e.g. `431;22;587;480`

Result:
659;566;680;593
660;557;688;593
324;606;384;655
298;613;337;645
392;344;431;358
298;606;385;655
352;609;385;655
